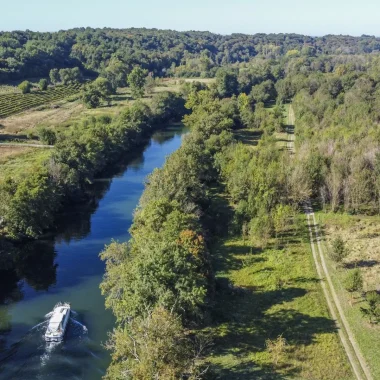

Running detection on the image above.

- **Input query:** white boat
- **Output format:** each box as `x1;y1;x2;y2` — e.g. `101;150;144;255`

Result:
45;302;71;342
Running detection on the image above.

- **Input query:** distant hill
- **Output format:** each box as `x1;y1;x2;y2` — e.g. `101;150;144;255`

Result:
1;28;380;82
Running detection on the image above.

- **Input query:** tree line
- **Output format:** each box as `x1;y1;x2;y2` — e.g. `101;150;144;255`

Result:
99;76;301;377
0;92;185;239
2;28;380;82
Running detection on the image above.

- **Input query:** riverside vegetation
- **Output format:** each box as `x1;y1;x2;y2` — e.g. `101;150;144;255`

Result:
0;91;185;239
101;55;380;379
1;28;380;379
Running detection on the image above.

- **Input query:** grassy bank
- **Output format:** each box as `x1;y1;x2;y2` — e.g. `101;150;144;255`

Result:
204;216;353;379
316;212;380;378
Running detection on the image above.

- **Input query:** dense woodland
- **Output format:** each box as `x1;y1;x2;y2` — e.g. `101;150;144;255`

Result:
2;28;380;81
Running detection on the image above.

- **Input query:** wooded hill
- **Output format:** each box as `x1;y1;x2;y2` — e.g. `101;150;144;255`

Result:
1;28;380;82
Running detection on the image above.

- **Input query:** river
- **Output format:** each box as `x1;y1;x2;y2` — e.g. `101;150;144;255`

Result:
0;124;187;379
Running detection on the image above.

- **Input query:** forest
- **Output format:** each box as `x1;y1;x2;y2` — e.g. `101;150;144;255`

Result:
1;26;380;379
1;28;380;82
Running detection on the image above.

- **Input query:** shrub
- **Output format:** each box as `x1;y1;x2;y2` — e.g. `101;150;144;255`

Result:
344;268;363;304
18;80;32;94
39;78;48;91
360;291;380;324
266;335;287;366
37;127;57;145
329;236;348;264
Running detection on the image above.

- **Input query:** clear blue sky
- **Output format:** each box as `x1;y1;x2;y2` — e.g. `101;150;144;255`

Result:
2;0;379;36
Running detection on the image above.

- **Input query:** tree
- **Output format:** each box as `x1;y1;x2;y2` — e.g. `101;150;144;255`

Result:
59;67;82;85
250;80;276;104
37;127;56;145
38;78;48;91
49;68;60;85
327;77;343;98
102;59;129;90
145;75;156;94
360;291;380;324
215;69;238;97
104;307;206;380
81;78;114;108
273;204;293;240
18;80;32;94
329;236;348;265
81;85;101;109
127;66;148;99
344;268;363;304
249;211;274;248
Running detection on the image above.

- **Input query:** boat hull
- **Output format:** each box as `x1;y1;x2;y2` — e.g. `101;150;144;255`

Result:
45;303;71;342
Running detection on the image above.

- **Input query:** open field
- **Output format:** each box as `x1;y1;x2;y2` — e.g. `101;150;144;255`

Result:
0;83;82;119
0;78;215;180
205;227;353;379
0;78;215;138
0;148;51;183
0;146;34;163
315;212;380;378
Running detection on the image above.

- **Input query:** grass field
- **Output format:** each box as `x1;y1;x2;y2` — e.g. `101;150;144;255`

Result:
315;212;380;379
0;83;82;119
0;148;51;183
204;213;353;379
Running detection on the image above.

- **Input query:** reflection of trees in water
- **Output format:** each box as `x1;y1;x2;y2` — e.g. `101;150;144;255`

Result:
50;129;179;245
0;239;24;350
127;154;145;172
14;240;57;292
0;239;23;304
0;239;58;305
151;128;179;145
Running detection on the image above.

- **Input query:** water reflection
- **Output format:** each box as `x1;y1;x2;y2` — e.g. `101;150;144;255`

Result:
14;241;57;292
0;125;186;379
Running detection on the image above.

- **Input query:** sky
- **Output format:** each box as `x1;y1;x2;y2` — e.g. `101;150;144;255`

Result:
1;0;379;36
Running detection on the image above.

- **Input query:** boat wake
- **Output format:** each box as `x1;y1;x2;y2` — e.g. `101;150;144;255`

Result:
0;312;92;379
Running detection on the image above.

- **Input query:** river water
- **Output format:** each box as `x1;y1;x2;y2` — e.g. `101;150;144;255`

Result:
0;125;187;380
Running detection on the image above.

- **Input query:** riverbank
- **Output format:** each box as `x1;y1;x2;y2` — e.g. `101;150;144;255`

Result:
0;125;188;379
0;92;186;240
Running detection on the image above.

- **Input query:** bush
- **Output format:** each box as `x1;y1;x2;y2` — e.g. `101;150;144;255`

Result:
37;127;57;145
104;306;205;380
344;268;363;304
360;291;380;324
39;78;48;91
329;236;348;264
18;80;32;94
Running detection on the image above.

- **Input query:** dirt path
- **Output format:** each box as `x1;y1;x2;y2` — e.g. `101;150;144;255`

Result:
288;105;373;380
0;143;53;148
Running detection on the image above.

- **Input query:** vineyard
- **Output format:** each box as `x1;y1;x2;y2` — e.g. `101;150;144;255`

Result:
0;84;82;118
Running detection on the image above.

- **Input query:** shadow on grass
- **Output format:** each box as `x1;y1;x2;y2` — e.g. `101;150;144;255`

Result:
208;283;337;378
206;361;289;379
234;130;263;147
206;239;338;379
345;259;379;269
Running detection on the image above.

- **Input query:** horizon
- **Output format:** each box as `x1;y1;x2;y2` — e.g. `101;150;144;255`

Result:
2;0;380;37
0;26;378;39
